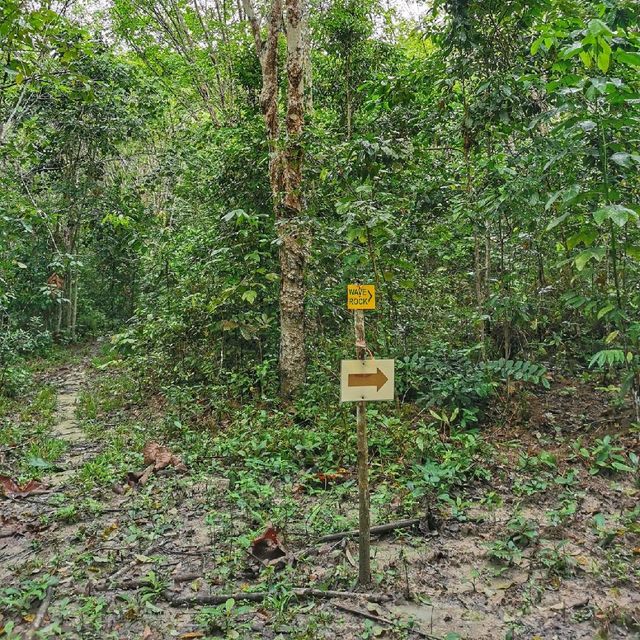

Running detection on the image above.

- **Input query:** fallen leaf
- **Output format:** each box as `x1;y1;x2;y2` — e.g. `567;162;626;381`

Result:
126;464;154;488
141;625;154;639
143;441;186;472
0;476;45;498
0;516;26;538
179;633;205;640
101;523;118;540
127;442;186;488
314;468;349;488
345;544;356;568
135;554;153;563
251;524;288;566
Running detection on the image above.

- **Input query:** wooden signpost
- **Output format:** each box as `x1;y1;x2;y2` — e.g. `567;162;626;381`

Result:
341;284;394;585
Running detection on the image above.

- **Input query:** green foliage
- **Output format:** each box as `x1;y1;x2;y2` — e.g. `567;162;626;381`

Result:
1;0;639;417
537;543;575;577
0;381;61;481
0;575;58;615
408;426;490;500
0;319;52;397
574;435;638;475
487;513;538;565
397;343;494;413
197;598;254;637
485;359;550;389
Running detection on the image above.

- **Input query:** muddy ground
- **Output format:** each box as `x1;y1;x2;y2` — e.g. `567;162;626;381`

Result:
0;356;638;640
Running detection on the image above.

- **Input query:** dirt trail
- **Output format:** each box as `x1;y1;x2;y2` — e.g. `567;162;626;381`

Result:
47;364;96;488
52;368;86;443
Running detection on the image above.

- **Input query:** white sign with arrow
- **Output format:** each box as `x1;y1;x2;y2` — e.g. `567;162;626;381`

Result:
340;359;395;402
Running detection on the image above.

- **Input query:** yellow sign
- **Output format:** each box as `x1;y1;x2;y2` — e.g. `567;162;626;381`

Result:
340;359;394;402
347;284;375;310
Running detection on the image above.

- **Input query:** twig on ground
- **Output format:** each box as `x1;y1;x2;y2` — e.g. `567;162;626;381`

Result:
26;585;54;640
173;571;202;583
333;602;439;639
318;518;421;542
95;541;161;589
170;587;390;607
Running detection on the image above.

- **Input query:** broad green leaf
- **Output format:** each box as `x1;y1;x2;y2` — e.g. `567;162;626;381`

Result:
589;349;624;368
241;290;257;304
615;50;640;67
597;50;610;73
587;19;613;37
530;37;543;56
575;247;605;271
610;152;640;168
626;246;640;260
611;461;633;472
598;37;612;56
579;50;592;67
593;204;638;227
567;228;598;250
605;330;619;344
546;210;570;231
560;42;583;59
597;303;614;319
589;77;607;94
578;120;597;132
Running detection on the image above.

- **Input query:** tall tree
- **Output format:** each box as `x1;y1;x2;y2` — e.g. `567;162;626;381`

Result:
243;0;308;398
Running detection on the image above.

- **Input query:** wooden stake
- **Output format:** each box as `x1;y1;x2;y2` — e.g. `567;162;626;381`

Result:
354;309;370;585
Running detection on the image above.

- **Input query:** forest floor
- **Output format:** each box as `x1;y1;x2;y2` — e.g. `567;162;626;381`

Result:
0;345;639;640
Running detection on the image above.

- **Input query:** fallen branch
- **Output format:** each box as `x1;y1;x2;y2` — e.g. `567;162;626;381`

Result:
94;542;161;590
333;602;439;639
26;585;54;640
173;571;202;583
318;518;421;542
170;587;390;607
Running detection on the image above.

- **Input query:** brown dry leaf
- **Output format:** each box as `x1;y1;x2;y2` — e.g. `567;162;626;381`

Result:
179;633;205;639
141;625;154;639
139;464;155;486
314;468;349;488
251;524;287;564
101;522;118;540
126;464;154;488
143;441;186;471
344;543;356;568
0;475;44;498
0;516;26;538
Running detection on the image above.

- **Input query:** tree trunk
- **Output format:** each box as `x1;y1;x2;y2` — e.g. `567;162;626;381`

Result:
243;0;308;399
279;0;307;397
64;270;73;332
55;294;63;337
302;2;313;114
71;271;78;340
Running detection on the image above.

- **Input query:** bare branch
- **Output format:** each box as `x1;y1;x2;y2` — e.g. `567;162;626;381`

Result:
241;0;263;57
